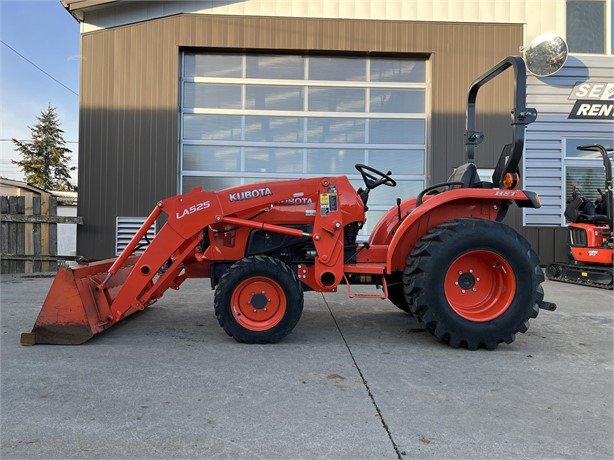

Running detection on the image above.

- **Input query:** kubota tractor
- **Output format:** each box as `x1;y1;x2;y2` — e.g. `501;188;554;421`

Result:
21;56;556;350
546;144;613;289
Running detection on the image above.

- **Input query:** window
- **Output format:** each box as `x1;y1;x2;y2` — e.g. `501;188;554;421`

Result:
564;138;614;219
566;0;610;54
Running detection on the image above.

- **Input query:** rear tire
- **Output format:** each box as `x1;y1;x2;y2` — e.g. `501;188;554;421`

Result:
403;218;543;350
214;256;303;343
387;279;412;315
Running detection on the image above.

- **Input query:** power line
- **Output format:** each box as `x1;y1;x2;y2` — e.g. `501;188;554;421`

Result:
0;39;79;97
1;139;78;144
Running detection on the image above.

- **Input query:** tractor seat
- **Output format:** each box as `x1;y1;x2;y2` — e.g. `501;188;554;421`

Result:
577;213;609;225
416;162;494;206
416;143;518;206
567;197;609;225
447;163;479;188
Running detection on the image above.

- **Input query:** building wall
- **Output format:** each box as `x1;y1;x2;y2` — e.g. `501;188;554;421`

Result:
518;53;614;265
0;184;43;197
77;13;522;259
80;0;566;44
524;54;614;226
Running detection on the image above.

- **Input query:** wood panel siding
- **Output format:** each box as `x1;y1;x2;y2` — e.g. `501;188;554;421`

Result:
78;14;522;259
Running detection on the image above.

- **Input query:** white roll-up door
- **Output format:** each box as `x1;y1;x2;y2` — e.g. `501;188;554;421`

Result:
179;52;428;234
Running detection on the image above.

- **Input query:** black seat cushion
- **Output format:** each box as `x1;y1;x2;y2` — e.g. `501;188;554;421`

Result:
447;163;480;188
577;214;609;225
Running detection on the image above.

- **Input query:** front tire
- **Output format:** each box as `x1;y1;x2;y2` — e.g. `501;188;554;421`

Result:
214;256;303;343
403;218;544;350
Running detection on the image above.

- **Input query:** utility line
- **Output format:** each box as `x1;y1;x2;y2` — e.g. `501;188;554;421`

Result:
0;39;79;97
1;139;78;144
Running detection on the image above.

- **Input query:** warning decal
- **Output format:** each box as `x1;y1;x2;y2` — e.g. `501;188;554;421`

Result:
320;194;330;216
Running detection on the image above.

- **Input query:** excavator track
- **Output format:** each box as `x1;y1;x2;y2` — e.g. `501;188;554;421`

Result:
546;263;613;290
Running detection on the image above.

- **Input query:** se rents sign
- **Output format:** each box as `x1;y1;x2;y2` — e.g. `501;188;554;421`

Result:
568;82;614;120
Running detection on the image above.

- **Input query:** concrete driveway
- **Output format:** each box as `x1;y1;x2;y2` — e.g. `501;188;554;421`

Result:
1;273;612;459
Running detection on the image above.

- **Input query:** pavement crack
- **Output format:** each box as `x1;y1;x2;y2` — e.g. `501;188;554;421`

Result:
321;294;402;460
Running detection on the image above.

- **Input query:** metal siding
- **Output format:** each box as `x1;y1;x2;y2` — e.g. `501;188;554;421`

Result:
512;223;568;266
78;15;521;259
521;54;613;264
79;21;181;258
524;55;614;227
79;0;565;44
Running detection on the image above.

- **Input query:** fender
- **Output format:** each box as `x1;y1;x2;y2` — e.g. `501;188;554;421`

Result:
380;188;540;272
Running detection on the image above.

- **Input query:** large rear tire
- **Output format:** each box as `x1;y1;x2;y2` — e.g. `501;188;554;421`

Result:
387;278;412;315
403;218;543;350
214;255;303;343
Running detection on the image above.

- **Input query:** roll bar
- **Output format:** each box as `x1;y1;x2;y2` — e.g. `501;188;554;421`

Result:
577;144;614;231
465;56;537;182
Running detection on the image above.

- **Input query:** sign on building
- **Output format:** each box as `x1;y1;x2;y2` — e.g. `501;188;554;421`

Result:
568;82;614;119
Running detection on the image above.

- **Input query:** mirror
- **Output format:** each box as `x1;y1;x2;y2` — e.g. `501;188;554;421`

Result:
524;33;568;77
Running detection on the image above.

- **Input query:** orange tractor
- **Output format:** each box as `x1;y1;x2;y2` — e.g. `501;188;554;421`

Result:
21;56;555;350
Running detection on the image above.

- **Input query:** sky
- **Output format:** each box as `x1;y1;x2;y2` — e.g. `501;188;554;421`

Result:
0;0;80;184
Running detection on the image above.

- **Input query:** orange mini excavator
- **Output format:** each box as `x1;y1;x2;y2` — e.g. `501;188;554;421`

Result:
21;56;556;350
547;144;613;289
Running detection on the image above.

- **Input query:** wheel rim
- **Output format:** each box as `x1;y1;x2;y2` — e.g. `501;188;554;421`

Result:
230;276;287;331
444;250;516;322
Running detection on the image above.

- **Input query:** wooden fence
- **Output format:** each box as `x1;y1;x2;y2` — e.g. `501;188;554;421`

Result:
0;195;83;274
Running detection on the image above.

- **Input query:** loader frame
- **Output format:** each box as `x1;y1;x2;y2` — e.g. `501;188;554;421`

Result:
22;55;556;348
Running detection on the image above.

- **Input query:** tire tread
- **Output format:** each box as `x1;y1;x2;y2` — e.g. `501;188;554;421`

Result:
402;218;543;350
214;255;303;344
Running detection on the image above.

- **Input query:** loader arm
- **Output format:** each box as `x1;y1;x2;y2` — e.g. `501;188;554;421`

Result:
23;176;362;344
105;176;356;320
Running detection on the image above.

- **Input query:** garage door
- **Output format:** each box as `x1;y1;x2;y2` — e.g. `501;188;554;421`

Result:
180;52;428;233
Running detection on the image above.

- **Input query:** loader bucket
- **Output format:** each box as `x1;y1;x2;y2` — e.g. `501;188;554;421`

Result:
20;256;141;345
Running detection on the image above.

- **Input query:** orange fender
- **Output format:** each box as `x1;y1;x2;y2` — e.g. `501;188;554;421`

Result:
368;189;539;272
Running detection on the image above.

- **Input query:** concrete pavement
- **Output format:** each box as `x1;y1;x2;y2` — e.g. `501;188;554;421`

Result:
1;273;612;459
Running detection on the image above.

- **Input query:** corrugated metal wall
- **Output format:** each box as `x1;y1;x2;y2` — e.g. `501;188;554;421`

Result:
78;14;522;259
81;0;566;44
520;54;614;264
524;55;614;226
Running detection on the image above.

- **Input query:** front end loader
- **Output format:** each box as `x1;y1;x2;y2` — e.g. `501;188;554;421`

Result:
22;56;556;350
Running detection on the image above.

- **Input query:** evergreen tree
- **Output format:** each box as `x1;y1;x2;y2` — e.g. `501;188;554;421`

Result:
12;105;76;191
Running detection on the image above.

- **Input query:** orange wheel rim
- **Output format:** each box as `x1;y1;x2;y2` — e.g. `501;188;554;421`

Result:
230;277;287;331
444;250;516;322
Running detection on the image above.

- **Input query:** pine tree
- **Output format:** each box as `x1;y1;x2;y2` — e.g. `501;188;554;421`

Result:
12;105;76;191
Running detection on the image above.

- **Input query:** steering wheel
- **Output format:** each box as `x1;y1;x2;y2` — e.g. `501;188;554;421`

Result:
355;164;397;190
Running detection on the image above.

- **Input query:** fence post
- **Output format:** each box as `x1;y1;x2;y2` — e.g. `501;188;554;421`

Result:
49;196;58;272
33;196;42;273
1;196;9;273
41;192;50;272
24;193;34;274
